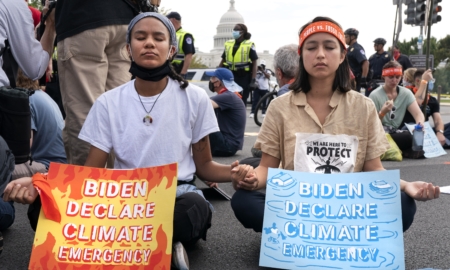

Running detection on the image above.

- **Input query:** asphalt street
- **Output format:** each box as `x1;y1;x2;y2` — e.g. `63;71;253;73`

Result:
1;103;449;270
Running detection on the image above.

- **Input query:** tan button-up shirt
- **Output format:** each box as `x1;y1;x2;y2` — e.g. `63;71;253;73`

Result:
254;90;390;172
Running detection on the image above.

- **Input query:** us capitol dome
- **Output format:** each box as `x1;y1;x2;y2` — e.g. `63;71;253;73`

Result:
196;0;273;69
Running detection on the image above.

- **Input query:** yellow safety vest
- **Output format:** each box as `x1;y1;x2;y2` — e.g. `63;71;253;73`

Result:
172;28;193;65
224;39;254;71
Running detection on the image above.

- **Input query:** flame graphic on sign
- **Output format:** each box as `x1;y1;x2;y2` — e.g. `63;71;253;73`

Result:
29;163;177;270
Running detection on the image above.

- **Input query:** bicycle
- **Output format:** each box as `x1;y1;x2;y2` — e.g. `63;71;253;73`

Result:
254;84;279;127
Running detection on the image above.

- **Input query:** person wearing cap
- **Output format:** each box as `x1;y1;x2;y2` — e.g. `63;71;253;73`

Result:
167;11;195;78
219;23;258;107
367;38;391;97
249;61;271;118
369;38;391;80
344;28;369;92
393;45;413;72
206;68;246;157
369;61;425;159
230;17;439;237
4;12;240;270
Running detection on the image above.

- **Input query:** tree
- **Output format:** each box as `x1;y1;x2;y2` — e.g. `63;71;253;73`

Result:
28;0;42;10
435;35;450;63
434;65;450;94
189;55;208;69
393;37;438;57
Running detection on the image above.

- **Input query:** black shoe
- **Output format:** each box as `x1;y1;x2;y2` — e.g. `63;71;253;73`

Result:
403;149;425;159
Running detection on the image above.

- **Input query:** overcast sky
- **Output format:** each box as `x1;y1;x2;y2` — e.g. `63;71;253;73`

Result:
163;0;449;57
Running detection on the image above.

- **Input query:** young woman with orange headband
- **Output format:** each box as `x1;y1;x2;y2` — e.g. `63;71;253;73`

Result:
230;17;439;235
369;61;425;158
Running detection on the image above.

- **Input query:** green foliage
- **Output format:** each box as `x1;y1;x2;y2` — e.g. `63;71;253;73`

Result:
435;35;450;63
28;0;42;10
394;35;450;63
434;65;450;94
392;37;418;56
189;56;208;69
159;7;171;16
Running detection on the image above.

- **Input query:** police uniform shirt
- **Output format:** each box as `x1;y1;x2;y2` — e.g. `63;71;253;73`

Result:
396;54;413;71
221;40;258;65
181;32;195;56
369;51;391;80
346;42;367;76
173;28;195;73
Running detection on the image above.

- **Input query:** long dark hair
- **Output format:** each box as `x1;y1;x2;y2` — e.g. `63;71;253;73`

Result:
235;24;251;40
290;16;351;94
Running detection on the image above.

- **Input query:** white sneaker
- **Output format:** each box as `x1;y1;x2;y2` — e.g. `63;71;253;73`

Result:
172;241;189;270
249;113;254;118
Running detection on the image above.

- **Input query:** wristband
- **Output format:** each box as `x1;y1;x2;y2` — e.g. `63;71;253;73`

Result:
421;80;428;85
379;112;386;118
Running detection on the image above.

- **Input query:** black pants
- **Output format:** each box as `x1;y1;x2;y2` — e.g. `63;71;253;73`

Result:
233;72;252;106
209;131;238;157
390;131;413;152
231;189;417;233
355;76;362;92
28;192;212;245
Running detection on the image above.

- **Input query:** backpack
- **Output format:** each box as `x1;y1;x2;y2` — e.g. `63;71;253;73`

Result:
0;87;34;164
1;39;33;164
0;135;15;194
1;40;18;88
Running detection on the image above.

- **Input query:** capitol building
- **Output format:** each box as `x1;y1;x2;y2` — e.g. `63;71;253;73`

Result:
195;0;274;69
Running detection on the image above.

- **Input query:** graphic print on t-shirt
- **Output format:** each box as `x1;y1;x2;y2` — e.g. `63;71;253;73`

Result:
294;133;359;173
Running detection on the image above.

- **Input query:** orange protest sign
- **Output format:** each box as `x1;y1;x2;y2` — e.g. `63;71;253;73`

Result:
29;162;178;270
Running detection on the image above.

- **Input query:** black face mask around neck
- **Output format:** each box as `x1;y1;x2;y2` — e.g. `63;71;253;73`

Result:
129;60;171;82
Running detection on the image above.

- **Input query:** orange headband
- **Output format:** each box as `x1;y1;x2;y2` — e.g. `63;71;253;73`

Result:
382;67;403;77
298;21;346;55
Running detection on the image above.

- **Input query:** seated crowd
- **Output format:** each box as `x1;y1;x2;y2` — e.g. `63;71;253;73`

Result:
0;4;447;270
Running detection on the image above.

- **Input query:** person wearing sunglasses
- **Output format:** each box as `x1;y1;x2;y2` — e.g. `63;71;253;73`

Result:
369;61;425;158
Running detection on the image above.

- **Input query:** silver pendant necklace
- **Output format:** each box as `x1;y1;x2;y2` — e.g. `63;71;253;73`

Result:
136;88;164;126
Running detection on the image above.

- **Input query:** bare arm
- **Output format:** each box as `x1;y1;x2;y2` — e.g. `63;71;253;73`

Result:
181;54;193;75
414;70;433;106
40;2;56;59
219;58;225;67
192;136;233;182
361;60;369;77
432;112;446;146
210;100;219;109
84;146;109;168
251;61;258;80
408;101;425;124
363;157;439;201
231;152;280;190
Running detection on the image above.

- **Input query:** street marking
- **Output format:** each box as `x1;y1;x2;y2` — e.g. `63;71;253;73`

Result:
244;132;259;136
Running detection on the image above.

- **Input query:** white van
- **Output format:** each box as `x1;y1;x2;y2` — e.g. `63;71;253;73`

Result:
186;68;216;97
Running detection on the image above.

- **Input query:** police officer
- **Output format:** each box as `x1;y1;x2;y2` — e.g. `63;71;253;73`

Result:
219;23;258;106
369;38;391;80
167;12;195;78
344;28;369;92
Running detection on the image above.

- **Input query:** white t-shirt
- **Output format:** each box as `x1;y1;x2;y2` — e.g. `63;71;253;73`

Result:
256;71;269;90
79;78;219;181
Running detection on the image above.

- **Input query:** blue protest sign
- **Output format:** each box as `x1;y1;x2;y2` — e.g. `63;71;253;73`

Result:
405;122;447;158
260;169;404;270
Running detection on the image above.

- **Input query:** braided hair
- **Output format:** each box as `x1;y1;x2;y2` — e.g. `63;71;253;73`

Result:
168;64;189;89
